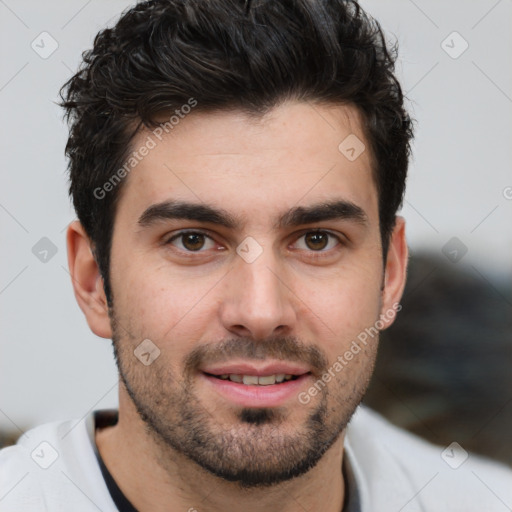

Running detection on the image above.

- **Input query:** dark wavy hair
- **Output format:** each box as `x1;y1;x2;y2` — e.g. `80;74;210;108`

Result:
60;0;413;305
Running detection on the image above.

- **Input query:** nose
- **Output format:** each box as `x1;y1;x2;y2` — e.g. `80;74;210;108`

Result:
219;247;297;341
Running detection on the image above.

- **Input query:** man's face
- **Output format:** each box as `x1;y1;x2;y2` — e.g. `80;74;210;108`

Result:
106;101;397;486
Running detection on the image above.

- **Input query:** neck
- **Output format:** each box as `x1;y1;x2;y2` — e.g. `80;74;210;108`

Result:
95;387;346;512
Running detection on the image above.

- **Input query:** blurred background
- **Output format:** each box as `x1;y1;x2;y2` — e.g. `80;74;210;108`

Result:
364;254;512;466
1;1;511;466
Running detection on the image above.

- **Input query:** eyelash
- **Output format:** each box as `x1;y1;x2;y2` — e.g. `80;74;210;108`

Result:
164;229;344;259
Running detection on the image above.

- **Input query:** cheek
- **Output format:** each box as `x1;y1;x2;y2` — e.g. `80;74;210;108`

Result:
111;258;219;344
296;265;382;346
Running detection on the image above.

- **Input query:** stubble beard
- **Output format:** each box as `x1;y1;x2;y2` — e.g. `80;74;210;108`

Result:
109;310;376;489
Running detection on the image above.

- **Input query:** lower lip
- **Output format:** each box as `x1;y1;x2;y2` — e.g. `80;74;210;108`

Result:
200;372;311;408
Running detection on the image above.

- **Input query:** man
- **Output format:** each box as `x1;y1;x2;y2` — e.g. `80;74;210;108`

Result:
1;0;510;511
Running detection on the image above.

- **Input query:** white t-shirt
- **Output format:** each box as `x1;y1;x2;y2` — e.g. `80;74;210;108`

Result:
0;405;510;511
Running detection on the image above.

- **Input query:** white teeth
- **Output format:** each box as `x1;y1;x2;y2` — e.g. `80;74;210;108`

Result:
258;375;276;385
219;374;296;385
242;375;259;385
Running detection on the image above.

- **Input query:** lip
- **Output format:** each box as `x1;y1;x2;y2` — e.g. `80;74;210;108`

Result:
200;361;311;377
200;371;312;408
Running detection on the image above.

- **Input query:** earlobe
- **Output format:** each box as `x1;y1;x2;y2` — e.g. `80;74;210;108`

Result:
380;216;408;329
67;221;112;339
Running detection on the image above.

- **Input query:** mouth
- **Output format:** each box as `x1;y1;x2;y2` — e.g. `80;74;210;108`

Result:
199;362;313;407
204;372;304;385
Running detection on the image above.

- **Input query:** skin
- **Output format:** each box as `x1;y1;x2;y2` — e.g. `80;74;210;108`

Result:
67;101;408;512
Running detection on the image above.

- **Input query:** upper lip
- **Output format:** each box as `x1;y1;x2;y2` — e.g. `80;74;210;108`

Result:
201;361;311;377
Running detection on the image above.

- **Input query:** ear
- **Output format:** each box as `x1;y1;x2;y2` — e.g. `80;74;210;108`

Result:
66;221;112;339
379;216;408;329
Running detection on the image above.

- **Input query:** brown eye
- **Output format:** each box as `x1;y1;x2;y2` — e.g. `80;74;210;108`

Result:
292;230;341;253
166;231;216;252
304;231;329;250
181;233;205;251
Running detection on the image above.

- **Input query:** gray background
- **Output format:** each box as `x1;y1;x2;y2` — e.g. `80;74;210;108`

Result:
1;0;511;432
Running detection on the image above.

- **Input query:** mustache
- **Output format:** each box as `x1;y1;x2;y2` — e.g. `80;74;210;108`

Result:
184;335;328;377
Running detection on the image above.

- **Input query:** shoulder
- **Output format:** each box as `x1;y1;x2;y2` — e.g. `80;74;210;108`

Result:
0;416;116;512
0;420;67;511
345;406;512;511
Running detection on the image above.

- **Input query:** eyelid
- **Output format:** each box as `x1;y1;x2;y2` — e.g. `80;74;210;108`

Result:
164;228;345;255
289;229;343;252
165;229;219;252
165;228;214;242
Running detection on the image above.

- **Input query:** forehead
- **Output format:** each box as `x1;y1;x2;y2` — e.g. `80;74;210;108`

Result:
115;101;378;229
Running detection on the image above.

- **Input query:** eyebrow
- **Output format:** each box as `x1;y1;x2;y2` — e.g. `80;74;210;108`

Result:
137;199;368;230
275;200;367;230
